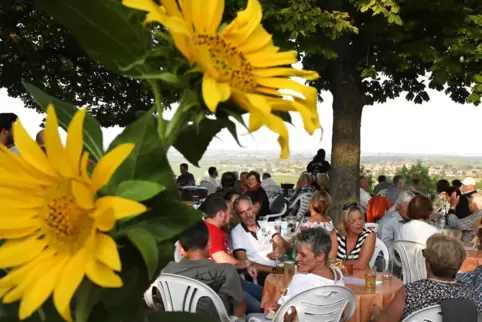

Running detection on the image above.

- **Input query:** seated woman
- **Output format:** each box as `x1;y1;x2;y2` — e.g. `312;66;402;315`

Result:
298;190;334;231
246;171;271;217
260;228;344;318
398;194;438;245
329;203;376;270
373;234;476;321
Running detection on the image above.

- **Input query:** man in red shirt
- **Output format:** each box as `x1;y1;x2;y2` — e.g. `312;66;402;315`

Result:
203;197;263;314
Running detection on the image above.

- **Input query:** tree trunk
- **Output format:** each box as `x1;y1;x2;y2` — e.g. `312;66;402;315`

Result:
327;72;364;222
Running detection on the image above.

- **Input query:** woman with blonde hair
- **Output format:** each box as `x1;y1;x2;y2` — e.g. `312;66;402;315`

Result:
315;173;330;192
298;190;334;231
372;234;477;321
329;203;376;270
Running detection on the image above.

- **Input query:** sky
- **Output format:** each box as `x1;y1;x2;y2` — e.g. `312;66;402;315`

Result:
1;87;482;156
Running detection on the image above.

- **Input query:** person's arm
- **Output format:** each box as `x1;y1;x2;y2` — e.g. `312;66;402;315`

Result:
329;230;339;259
212;251;241;266
234;250;273;273
372;286;406;322
378;219;394;248
273;234;291;253
351;232;376;270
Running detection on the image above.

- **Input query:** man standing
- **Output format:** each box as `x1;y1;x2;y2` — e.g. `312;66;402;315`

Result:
200;166;220;188
386;175;405;205
306;149;331;176
379;191;415;247
373;175;393;196
0;113;19;154
163;221;247;318
231;196;290;285
410;173;427;195
360;176;372;215
203;197;263;314
177;163;195;187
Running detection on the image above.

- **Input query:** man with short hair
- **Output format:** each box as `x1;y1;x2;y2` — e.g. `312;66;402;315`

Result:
198;172;238;212
163;221;246;318
261;173;278;187
200;166;220;188
410;173;427;195
447;193;482;243
379;191;415;247
449;177;478;220
386;175;405;205
231;196;289;284
287;173;313;217
360;175;372;214
177;163;195;187
0;113;19;154
203;197;263;314
306;149;331;176
373;175;393;196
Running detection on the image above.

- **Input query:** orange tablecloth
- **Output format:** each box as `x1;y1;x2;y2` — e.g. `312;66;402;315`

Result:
461;249;482;272
261;270;403;322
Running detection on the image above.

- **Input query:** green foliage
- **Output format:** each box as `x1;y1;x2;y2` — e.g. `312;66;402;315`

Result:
397;161;440;196
126;227;159;280
360;165;375;192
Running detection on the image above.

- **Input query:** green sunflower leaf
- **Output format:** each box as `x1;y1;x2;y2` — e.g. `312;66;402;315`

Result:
126;227;158;280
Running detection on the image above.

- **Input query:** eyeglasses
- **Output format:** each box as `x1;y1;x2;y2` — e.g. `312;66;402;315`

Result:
343;202;360;211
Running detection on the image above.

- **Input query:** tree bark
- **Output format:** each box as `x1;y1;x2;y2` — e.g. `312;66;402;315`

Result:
327;71;364;222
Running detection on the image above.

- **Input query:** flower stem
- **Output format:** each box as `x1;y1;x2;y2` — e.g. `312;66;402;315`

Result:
165;90;197;146
149;80;165;145
37;308;46;321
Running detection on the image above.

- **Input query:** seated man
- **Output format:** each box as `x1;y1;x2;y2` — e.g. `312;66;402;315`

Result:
288;173;313;217
231;196;290;285
163;221;246;318
203;197;264;314
245;190;265;218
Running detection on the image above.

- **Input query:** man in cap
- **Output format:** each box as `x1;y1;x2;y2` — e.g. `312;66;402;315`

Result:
448;178;478;220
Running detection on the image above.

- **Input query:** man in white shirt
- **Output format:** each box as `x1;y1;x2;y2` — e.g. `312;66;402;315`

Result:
231;196;289;284
0;113;19;154
261;173;278;187
360;175;372;214
379;191;415;248
200;166;220;188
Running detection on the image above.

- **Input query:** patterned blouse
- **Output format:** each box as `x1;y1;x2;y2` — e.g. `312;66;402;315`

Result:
336;228;373;260
402;279;475;319
299;218;334;232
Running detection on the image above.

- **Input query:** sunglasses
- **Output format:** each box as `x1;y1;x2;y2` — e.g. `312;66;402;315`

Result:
343;202;360;211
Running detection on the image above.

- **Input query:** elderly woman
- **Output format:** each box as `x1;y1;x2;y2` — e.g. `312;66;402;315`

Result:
329;203;376;270
372;234;476;321
260;228;344;319
298;190;334;231
398;194;438;245
245;171;270;217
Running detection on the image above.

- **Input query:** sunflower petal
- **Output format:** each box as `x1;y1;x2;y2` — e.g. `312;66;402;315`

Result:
91;143;134;192
65;109;86;175
93;208;116;232
223;0;263;46
86;259;123;288
95;196;146;220
253;68;320;81
160;0;182;18
246;51;297;68
0;237;46;268
202;75;231;112
205;0;224;34
94;234;121;271
71;180;94;210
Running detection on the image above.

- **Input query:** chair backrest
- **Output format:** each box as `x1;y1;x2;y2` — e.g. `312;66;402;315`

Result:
273;285;356;322
200;181;217;195
401;305;442;322
389;240;426;284
290;192;313;220
365;223;379;233
369;238;389;271
173;241;182;262
147;273;232;322
263;202;287;221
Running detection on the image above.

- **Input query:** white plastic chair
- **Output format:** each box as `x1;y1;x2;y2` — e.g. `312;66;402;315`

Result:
200;181;217;195
145;273;236;322
389;240;426;284
369;238;389;271
364;223;379;233
272;285;356;322
261;203;287;221
401;305;442;322
289;192;313;220
173;241;182;262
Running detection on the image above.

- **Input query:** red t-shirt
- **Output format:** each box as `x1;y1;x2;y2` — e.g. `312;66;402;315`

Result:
206;222;232;261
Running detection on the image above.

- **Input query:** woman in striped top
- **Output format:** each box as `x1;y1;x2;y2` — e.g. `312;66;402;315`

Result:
329;202;376;270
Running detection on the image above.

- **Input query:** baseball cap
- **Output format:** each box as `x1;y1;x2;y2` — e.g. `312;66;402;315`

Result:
462;178;476;186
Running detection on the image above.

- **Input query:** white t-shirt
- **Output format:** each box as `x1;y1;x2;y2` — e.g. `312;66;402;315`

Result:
360;188;371;214
278;268;345;306
230;222;278;267
398;220;439;245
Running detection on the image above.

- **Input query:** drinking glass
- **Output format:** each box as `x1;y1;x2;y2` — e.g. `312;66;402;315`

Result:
284;260;295;284
274;219;282;234
382;270;392;283
344;262;354;276
365;267;376;292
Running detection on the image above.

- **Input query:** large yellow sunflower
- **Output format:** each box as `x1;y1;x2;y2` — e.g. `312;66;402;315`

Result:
0;105;147;321
123;0;321;158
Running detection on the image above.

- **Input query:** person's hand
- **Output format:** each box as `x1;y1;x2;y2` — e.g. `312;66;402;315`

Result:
263;301;279;314
267;249;285;260
246;262;258;279
450;191;459;209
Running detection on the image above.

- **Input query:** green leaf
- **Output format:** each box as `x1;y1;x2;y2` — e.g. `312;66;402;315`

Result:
38;0;154;76
117;180;165;201
172;118;227;167
74;280;103;322
474;74;482;83
126;227;159;280
394;16;403;26
22;81;104;161
108;110;174;191
135;72;181;84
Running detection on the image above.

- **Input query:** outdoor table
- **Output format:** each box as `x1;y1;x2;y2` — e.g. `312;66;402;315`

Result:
261;270;403;322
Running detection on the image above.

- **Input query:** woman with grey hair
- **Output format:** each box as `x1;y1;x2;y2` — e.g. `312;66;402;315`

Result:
372;234;477;321
262;227;344;317
378;191;415;248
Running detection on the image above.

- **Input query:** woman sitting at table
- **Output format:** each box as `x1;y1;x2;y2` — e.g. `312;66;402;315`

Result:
397;194;439;245
298;190;334;231
260;228;344;318
372;234;477;321
329;203;376;270
245;171;271;217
